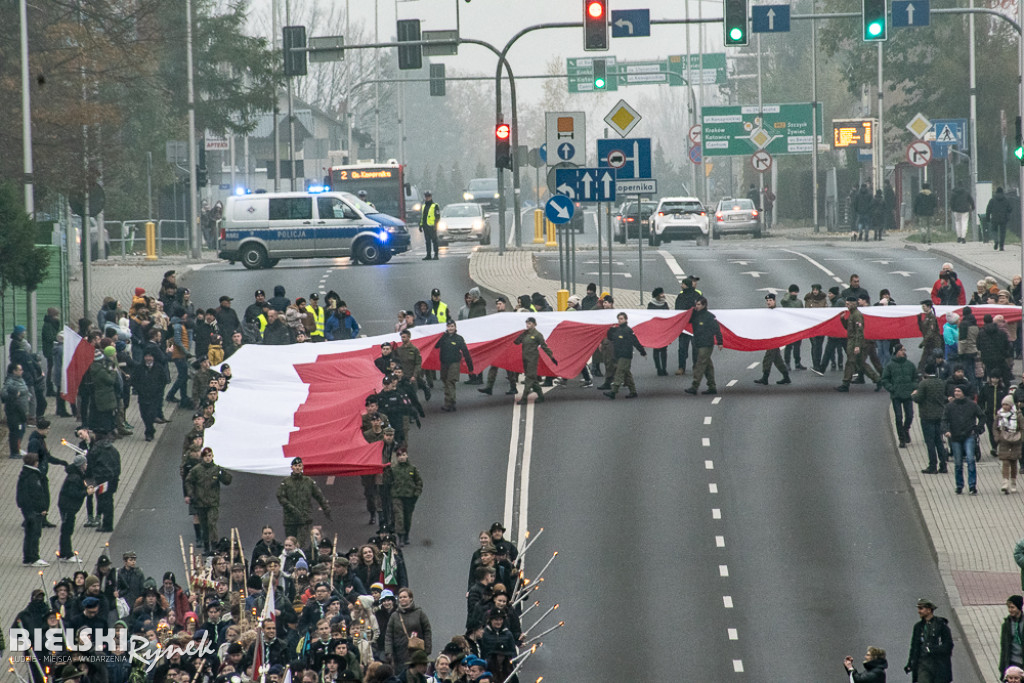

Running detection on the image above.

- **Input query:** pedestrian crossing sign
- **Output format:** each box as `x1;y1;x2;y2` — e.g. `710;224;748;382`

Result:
936;125;956;142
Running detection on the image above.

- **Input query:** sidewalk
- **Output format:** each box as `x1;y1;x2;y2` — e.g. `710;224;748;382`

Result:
1;260;203;633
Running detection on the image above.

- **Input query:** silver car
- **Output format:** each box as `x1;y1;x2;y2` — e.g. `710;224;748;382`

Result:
713;197;762;238
436;202;491;246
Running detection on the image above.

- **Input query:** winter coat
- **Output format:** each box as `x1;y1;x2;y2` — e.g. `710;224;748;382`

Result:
913;376;948;421
914;189;937;217
957;317;979;355
262;319;293;345
276;473;330;525
950;187;975;213
987;190;1013;224
413;303;438;326
268;286;291;313
1;373;30;420
1000;613;1024;675
58;464;90;514
16;465;49;515
385;461;423;499
674;288;699;311
86;439;121;487
942;322;959;347
185;460;232;508
848;657;887;683
996;407;1024;461
977;322;1011;367
88;359;119;411
133;362;166;402
905;616;953;683
384;602;432;665
607;323;645;359
689;309;723;348
326;311;360;340
941;397;985;440
881;356;917;399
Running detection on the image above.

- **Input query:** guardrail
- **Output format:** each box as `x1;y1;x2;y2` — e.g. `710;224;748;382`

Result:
104;219;191;259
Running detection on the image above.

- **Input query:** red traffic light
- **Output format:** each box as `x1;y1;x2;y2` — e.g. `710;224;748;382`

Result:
495;123;511;140
587;1;604;18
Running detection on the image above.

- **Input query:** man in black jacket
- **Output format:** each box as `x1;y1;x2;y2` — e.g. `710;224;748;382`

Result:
434;322;473;412
17;451;49;566
134;352;166;442
1000;595;1024;675
57;454;92;562
674;277;700;375
942;386;986;495
261;309;293;345
268;285;291;312
988;186;1014;251
214;295;241;340
684;296;724;396
603;312;647;399
904;598;953;683
86;432;121;532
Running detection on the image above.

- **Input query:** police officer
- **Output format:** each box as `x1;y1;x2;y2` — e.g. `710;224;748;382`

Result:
683;296;723;396
603;312;646;399
419;191;441;260
429;288;450;322
514;317;558;405
305;293;326;341
754;294;791;386
434;321;474;412
185;447;233;554
480;297;520;396
276;457;331;546
836;296;882;392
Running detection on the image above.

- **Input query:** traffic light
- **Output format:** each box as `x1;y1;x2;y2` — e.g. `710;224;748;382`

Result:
1016;116;1023;165
723;0;748;47
197;166;208;188
282;26;307;77
397;19;422;70
429;64;446;97
593;58;607;90
863;0;888;41
495;123;512;170
583;0;608;51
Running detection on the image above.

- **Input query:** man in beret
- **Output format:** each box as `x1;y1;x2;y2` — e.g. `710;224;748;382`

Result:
837;296;881;392
904;598;953;683
276;457;331;548
754;294;791;386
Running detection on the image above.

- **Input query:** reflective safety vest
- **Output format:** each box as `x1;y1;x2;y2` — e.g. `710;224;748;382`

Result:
306;305;325;337
258;313;268;335
433;301;449;323
422;202;440;227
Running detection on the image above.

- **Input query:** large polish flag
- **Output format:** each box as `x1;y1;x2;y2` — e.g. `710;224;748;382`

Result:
61;326;96;404
198;305;1020;478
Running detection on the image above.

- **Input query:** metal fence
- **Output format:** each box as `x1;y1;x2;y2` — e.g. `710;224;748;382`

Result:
104;220;191;259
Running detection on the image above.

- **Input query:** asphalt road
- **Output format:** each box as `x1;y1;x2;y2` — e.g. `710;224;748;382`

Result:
108;233;987;681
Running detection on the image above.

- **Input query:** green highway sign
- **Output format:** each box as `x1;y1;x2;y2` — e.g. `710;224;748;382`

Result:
567;54;725;93
701;103;824;157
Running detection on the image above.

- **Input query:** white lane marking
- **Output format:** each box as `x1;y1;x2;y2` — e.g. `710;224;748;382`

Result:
503;398;523;534
709;483;718;493
833;276;845;283
712;396;722;405
728;628;738;640
712;508;722;519
520;395;536;544
723;596;734;608
727;379;738;387
716;535;725;547
326;476;335;485
704;416;713;425
780;247;838;278
746;362;759;369
719;564;729;577
733;660;745;673
702;437;711;447
657;249;687;281
705;459;714;469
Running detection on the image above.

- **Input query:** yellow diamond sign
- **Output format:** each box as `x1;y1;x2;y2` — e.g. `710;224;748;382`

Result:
749;127;773;149
604;99;642;138
906;112;931;140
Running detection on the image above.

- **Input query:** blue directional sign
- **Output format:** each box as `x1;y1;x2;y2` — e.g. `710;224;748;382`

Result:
930;118;966;160
611;9;651;38
597;138;652;179
544;195;575;224
892;0;929;27
751;5;791;33
556;142;576;161
555;167;617;203
538;143;547;164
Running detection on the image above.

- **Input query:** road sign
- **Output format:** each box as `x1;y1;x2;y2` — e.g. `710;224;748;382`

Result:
422;30;458;56
688;125;702;145
604;99;642;138
597;138;652;179
928;117;967;159
906;112;931;139
907;140;932;167
545;112;586;166
545;195;575;224
611;9;651;38
528;148;544;168
892;0;930;27
701;103;823;157
751;5;791;33
751;150;772;173
539;143;547;163
555;167;616;203
616;178;658;195
566;54;725;93
689;145;702;165
309;35;346;62
831;119;875;149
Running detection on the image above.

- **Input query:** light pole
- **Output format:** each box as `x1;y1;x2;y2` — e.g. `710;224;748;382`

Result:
186;0;200;258
20;0;38;348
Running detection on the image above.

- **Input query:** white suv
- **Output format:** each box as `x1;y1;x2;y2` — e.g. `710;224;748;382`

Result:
650;196;710;246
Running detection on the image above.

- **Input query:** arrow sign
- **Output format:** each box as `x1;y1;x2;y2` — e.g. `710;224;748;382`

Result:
557;142;575;161
892;0;930;27
752;5;791;33
600;171;614;197
580;171;594;200
907;140;932;167
741;271;767;278
611;9;651;38
545;195;575;224
556;182;575;199
889;271;914;278
751;150;772;173
555;167;616;203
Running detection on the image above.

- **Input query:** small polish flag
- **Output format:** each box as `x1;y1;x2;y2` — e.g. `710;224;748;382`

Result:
95;482;109;495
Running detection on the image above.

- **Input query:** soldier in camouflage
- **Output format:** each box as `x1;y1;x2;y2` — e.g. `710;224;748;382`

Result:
276;457;332;546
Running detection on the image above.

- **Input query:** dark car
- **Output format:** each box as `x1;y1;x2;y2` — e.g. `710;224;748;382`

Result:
613;201;658;242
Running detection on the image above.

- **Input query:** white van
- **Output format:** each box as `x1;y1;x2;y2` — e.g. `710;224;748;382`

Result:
217;190;411;269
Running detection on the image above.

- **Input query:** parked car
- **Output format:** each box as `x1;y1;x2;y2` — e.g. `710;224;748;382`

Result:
613;200;658;242
436;202;491;246
649;197;710;246
713;197;761;238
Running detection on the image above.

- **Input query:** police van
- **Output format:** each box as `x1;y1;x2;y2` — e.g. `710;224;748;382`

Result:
217;189;411;269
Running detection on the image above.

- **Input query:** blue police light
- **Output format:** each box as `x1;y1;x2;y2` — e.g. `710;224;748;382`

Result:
378;230;390;242
307;184;329;194
234;187;248;196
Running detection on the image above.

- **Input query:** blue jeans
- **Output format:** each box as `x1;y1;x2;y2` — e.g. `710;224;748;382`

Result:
168;357;189;401
950;434;977;490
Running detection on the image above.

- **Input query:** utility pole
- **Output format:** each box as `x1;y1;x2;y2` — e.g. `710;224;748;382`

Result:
20;0;38;348
272;0;280;191
967;0;979;240
186;0;200;258
876;42;884;194
286;0;297;190
811;0;819;232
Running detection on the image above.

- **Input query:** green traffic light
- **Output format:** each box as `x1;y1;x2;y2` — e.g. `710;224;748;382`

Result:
729;27;744;42
1016;147;1024;161
594;77;606;89
867;21;883;37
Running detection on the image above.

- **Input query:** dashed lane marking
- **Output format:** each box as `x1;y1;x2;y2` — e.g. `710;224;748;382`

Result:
712;397;722;405
716;536;725;548
705;460;714;469
702;437;711;447
723;596;734;608
719;565;729;577
326;476;335;485
733;660;745;673
709;483;718;493
704;416;713;425
746;362;759;370
727;379;738;387
728;628;738;640
712;508;722;519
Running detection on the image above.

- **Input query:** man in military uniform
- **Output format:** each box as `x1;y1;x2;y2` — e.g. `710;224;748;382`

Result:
837;296;882;392
378;375;418;445
779;284;806;370
185;447;233;554
674;277;700;375
754;294;791;386
917;299;942;374
383;448;423;546
683;296;724;396
904;598;954;683
419;191;441;260
395;329;430;401
603;312;646;399
480;297;520;396
276;457;331;546
434;321;474;412
362;395;391;432
513;317;558;404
